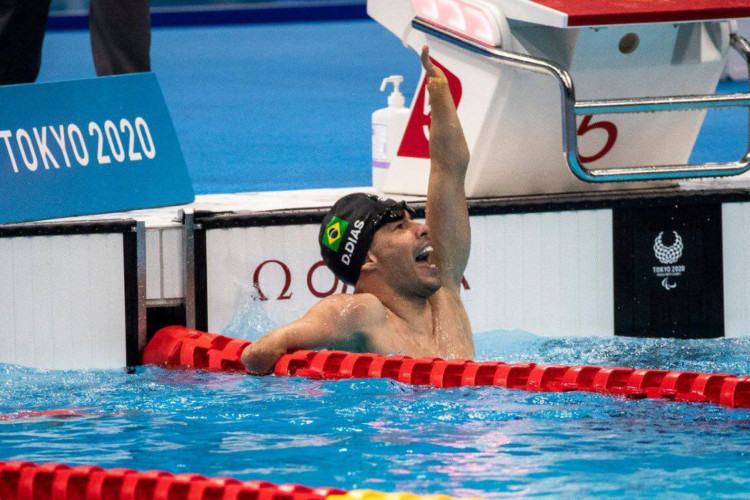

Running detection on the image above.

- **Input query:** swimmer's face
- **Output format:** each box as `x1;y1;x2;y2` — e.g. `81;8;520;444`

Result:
365;211;441;297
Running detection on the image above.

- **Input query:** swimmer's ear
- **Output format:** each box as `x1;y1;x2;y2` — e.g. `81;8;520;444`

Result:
361;251;378;272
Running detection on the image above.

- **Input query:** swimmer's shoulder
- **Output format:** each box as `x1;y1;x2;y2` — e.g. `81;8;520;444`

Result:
314;292;387;331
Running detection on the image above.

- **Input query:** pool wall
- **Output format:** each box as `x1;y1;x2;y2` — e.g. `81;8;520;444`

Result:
0;220;144;370
196;189;750;341
6;186;750;370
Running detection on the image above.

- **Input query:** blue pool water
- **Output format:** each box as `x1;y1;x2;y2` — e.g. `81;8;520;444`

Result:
2;331;750;498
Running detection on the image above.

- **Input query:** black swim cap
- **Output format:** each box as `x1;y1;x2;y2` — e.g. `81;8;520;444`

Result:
319;193;415;286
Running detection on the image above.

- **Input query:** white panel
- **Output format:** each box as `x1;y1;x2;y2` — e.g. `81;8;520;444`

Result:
161;228;184;299
49;236;75;369
12;238;35;367
465;210;613;336
31;237;55;369
89;234;126;368
146;229;162;300
229;225;253;330
67;236;93;369
0;232;127;369
478;216;503;327
723;203;750;337
575;211;612;336
557;211;581;335
503;215;526;328
538;212;562;335
463;216;487;333
591;210;615;335
86;235;109;367
0;238;16;363
207;228;245;333
232;224;262;334
521;213;543;330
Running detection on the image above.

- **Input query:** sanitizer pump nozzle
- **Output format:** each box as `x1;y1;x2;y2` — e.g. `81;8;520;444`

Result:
372;75;410;192
380;75;405;108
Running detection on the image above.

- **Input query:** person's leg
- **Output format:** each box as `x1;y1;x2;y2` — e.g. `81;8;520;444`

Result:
0;0;52;84
89;0;150;76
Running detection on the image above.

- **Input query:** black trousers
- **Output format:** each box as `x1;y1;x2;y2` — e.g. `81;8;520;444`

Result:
0;0;150;85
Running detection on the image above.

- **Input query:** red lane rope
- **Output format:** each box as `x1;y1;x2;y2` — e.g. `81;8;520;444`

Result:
0;460;345;500
143;326;750;409
0;409;100;421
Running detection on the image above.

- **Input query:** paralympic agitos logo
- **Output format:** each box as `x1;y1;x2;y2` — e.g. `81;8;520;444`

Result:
652;231;685;291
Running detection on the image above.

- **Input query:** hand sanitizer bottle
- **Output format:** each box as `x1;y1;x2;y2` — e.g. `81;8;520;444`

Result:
372;75;410;192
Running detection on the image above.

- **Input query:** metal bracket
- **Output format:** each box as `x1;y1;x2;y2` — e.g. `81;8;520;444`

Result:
413;18;750;183
135;220;147;359
181;209;197;329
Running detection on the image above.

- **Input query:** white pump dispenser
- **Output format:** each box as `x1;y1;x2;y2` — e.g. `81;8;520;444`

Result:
372;75;410;192
382;75;405;107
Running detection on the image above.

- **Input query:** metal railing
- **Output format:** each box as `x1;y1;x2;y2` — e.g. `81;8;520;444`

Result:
413;18;750;182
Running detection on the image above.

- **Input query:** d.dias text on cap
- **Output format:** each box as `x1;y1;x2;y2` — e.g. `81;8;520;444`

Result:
341;219;364;266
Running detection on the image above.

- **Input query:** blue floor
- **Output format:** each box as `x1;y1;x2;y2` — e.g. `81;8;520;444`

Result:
38;21;419;195
37;21;746;195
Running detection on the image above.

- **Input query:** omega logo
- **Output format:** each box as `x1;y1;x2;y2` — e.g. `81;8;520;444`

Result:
252;259;349;301
252;259;471;301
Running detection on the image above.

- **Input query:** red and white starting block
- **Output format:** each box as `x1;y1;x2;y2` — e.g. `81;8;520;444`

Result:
369;0;750;196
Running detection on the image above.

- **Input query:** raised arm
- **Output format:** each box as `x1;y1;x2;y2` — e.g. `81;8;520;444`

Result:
240;293;384;374
421;46;471;291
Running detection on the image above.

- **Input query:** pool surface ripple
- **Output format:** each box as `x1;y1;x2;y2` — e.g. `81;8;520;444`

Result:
2;331;750;498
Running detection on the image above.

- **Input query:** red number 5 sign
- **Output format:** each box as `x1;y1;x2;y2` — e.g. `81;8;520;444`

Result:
397;58;463;159
577;115;618;163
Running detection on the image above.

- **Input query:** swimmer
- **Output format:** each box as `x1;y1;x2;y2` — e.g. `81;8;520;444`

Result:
241;46;474;375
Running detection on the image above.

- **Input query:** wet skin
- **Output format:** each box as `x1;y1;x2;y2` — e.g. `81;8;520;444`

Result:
301;212;474;360
242;45;474;374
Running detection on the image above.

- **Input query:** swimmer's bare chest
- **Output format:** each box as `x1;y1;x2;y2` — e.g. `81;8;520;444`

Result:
328;288;474;359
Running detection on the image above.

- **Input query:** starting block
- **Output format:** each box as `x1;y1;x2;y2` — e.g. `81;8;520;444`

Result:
369;0;750;197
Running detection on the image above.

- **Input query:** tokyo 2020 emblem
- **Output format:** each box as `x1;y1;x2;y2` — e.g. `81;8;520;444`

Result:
652;231;685;290
653;231;683;264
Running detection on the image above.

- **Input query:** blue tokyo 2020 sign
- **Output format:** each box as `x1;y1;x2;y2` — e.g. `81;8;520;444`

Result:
0;73;194;224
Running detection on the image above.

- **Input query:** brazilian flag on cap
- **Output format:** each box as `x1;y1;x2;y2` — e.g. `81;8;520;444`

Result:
319;192;410;286
322;216;348;252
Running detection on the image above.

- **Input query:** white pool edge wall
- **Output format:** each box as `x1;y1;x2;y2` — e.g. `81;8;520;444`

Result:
0;220;145;370
2;186;750;369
